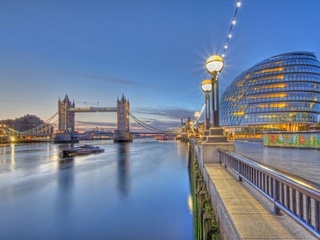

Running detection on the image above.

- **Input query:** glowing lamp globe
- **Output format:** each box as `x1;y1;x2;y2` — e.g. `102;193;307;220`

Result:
201;79;212;93
205;55;224;75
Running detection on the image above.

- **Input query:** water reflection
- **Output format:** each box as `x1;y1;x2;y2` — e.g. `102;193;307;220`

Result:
117;143;130;198
176;140;188;160
0;140;194;240
10;144;15;170
57;158;74;212
59;157;74;170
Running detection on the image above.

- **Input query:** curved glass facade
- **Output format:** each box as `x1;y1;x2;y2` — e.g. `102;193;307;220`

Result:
220;51;320;131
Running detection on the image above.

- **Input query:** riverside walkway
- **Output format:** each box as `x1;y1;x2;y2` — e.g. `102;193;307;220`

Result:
193;140;319;239
203;164;318;239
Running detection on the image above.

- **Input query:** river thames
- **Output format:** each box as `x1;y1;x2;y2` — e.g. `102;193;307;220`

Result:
1;139;319;240
235;140;320;185
0;139;193;240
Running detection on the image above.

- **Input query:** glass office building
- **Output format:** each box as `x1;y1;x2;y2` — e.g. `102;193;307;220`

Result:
220;51;320;132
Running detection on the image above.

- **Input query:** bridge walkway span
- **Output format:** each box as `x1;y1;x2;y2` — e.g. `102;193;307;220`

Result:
68;107;117;112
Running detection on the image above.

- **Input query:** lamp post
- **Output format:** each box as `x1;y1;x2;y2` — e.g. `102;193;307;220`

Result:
199;55;234;163
194;111;200;136
201;79;212;130
194;111;200;121
205;55;224;127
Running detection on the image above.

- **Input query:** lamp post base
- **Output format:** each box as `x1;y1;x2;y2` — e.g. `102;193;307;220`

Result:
201;127;228;143
199;127;235;164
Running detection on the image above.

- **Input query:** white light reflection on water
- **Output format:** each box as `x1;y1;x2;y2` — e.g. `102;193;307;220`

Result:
187;194;193;213
10;144;15;171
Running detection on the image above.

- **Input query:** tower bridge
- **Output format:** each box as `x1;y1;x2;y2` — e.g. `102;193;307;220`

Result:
57;94;132;142
56;94;193;142
1;94;190;143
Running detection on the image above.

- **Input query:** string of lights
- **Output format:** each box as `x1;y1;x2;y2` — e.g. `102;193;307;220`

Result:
221;0;242;58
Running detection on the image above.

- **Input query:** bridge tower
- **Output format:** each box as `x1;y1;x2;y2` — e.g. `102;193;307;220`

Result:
58;94;75;133
114;94;132;142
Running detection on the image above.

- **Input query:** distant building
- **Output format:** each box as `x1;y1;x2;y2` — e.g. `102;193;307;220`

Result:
0;115;53;134
0;119;15;129
14;114;43;131
81;129;113;140
220;51;320;135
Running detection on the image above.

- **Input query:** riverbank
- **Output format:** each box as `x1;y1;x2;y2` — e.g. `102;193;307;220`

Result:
189;144;219;239
190;139;318;239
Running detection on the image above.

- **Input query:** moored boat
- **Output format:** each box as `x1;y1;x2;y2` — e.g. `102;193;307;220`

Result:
155;134;175;140
61;145;104;157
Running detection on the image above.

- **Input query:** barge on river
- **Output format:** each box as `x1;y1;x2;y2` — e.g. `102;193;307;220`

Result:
61;145;104;157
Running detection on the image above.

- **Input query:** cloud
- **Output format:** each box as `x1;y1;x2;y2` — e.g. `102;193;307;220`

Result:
128;106;195;131
74;107;194;132
133;107;194;120
75;120;116;131
74;72;137;85
68;71;183;93
76;120;116;126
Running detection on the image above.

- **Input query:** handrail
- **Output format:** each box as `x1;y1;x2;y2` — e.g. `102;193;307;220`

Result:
218;148;320;239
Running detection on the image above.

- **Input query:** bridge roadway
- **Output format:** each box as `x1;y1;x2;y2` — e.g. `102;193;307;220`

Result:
193;140;319;239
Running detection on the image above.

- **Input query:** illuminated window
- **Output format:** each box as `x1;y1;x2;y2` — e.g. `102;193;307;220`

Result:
220;52;320;128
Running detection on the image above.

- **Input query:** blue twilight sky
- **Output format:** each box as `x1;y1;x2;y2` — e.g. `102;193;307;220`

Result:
1;0;319;131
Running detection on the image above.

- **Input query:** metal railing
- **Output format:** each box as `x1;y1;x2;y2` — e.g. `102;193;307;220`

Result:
218;148;320;239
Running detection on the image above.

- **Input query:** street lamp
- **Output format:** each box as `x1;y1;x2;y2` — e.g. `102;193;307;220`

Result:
205;55;224;127
194;111;200;120
194;111;200;136
201;79;212;130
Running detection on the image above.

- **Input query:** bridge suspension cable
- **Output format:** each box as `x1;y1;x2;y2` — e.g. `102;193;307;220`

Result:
128;112;187;134
21;112;58;135
6;127;21;135
128;112;168;133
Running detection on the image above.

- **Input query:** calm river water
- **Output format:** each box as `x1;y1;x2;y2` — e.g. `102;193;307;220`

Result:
0;139;193;240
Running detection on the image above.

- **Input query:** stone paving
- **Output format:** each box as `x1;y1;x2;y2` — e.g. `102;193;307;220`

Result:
234;141;320;185
203;163;318;240
194;139;320;239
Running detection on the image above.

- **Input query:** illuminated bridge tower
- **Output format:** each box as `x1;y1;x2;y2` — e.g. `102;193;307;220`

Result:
58;94;75;133
114;94;132;142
